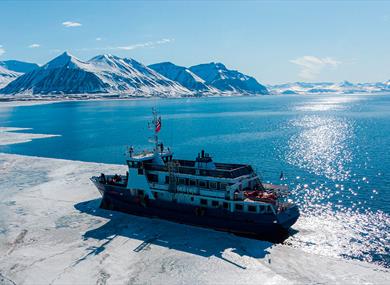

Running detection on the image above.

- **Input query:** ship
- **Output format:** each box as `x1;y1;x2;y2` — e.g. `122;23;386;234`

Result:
90;109;299;238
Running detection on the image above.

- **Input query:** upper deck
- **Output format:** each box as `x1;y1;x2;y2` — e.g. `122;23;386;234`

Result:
141;159;254;179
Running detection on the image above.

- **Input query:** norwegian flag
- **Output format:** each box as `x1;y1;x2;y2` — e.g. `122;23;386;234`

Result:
155;116;162;133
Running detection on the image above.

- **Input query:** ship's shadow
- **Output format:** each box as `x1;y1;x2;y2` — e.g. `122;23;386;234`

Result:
74;199;296;269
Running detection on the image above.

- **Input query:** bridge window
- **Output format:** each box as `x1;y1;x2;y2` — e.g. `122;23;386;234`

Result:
259;205;265;213
235;204;243;211
211;200;219;207
220;183;228;190
200;199;208;206
209;181;218;190
178;178;186;185
189;179;197;186
248;205;257;212
198;180;207;188
147;174;158;182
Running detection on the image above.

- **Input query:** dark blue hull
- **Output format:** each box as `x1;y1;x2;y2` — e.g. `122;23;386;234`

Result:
92;180;299;239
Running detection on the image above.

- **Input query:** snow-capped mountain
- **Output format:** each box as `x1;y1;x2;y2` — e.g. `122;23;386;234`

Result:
0;52;192;96
0;66;21;88
189;62;269;95
148;62;217;93
0;60;39;73
268;81;390;95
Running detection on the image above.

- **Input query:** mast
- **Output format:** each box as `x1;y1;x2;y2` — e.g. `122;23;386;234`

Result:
150;107;161;152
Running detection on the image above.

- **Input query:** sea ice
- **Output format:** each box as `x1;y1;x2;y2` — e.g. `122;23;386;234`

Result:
0;153;388;284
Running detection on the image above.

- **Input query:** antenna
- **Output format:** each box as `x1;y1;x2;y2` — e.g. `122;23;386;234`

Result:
150;107;161;152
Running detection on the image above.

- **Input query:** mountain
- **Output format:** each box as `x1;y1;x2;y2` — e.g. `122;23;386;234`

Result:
268;81;390;95
189;62;269;95
0;66;21;88
88;54;191;95
148;62;217;93
0;60;39;73
0;52;192;96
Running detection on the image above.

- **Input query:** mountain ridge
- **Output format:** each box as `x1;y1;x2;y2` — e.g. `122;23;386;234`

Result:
0;60;39;73
148;62;218;93
0;52;191;96
268;81;390;95
189;62;269;95
1;52;388;97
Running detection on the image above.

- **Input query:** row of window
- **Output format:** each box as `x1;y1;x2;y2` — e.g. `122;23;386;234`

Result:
166;176;229;190
138;189;271;213
200;198;271;213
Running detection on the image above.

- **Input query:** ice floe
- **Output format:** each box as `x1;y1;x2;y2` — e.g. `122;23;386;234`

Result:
0;153;388;284
0;127;59;146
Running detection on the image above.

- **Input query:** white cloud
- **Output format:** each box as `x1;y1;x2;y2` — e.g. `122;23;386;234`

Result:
62;21;82;28
28;43;41;48
116;38;173;50
77;38;173;52
290;55;341;80
96;37;102;41
0;45;5;56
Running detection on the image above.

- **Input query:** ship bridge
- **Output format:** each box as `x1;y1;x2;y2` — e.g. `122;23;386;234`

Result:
142;153;254;180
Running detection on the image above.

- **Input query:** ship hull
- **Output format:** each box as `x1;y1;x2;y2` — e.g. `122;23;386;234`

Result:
91;180;299;240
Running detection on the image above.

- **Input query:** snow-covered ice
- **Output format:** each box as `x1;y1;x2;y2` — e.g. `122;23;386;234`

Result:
0;151;388;284
0;127;59;146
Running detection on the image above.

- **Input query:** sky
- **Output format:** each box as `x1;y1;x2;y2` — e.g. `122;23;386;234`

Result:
0;0;389;84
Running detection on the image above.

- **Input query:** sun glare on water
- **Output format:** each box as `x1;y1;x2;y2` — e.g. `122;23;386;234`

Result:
283;96;390;267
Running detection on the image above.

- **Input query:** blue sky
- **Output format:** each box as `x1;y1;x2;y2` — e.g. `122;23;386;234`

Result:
0;0;389;84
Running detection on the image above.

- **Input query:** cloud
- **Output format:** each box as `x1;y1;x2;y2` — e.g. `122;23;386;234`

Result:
77;38;173;52
0;45;5;56
28;43;41;48
290;55;341;80
116;38;173;50
62;21;82;28
96;37;102;41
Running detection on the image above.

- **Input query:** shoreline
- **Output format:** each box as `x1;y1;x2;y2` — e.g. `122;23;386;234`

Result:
1;92;389;109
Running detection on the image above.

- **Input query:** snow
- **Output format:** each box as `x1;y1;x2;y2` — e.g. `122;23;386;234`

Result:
0;152;388;284
189;63;269;95
0;66;21;88
0;127;59;146
268;81;390;95
0;127;388;284
1;52;192;97
148;62;217;93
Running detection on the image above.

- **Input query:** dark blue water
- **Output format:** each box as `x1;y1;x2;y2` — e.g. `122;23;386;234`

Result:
1;94;389;267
